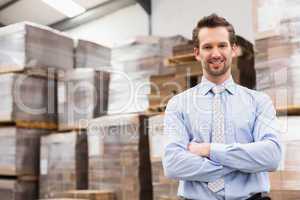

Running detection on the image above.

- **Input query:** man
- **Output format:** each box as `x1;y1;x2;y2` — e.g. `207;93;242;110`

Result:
162;14;281;200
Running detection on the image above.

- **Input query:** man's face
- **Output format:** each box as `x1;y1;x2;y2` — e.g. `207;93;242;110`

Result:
194;27;236;77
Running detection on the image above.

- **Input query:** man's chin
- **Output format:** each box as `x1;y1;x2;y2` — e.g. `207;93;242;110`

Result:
208;68;227;76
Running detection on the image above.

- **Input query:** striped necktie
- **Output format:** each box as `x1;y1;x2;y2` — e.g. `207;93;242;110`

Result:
208;85;226;193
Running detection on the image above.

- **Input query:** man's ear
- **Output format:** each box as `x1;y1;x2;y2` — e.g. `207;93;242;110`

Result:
231;44;238;58
194;47;201;61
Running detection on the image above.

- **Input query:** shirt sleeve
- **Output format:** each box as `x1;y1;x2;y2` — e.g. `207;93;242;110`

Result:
209;94;282;173
162;96;235;182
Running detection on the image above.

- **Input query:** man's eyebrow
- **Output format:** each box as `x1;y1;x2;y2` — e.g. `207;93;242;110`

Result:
200;43;212;47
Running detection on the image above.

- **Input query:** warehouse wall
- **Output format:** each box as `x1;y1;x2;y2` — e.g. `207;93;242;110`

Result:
66;4;149;48
151;0;254;42
66;0;254;47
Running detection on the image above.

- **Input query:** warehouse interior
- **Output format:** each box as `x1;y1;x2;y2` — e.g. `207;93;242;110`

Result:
0;0;299;199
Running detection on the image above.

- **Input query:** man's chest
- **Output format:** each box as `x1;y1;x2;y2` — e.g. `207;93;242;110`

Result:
184;96;256;144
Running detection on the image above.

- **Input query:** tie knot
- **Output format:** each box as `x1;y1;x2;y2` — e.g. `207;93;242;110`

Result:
212;85;225;95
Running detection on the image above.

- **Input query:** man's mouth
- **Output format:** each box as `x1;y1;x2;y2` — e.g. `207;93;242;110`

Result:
208;59;225;67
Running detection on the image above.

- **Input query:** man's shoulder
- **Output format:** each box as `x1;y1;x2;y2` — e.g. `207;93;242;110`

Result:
236;85;272;105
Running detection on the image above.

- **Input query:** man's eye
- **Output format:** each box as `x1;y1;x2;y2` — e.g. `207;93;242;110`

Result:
203;46;212;50
219;44;227;48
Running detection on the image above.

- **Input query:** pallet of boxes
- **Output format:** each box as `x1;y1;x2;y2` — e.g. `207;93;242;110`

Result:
0;22;111;200
38;38;111;199
253;0;300;199
87;114;153;200
0;22;75;200
109;35;188;114
148;114;179;200
149;40;202;113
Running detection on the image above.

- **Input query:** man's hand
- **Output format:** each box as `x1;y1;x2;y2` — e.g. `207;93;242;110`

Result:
188;142;211;157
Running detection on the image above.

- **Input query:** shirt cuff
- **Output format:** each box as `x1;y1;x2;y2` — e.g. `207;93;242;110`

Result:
210;143;227;164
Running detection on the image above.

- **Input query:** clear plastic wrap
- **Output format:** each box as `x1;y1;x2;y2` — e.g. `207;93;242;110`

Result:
148;114;179;200
0;22;73;73
39;131;88;199
87;114;152;200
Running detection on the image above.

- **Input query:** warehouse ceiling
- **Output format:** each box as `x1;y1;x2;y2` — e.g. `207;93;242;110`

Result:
0;0;150;30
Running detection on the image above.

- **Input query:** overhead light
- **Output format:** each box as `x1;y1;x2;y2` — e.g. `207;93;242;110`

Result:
42;0;86;18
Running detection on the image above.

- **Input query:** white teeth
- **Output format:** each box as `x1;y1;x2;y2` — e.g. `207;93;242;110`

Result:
210;60;223;64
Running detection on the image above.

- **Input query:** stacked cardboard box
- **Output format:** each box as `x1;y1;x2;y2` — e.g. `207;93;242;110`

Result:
149;71;197;112
254;0;300;110
0;127;49;176
0;73;57;127
87;114;152;200
0;71;56;199
0;22;75;200
0;22;73;74
0;178;37;200
148;114;179;200
149;40;202;112
75;39;111;69
0;127;49;200
109;36;187;114
172;40;194;56
39;131;88;198
254;1;300;198
268;116;300;199
57;68;110;131
0;22;111;200
0;68;110;130
255;35;300;110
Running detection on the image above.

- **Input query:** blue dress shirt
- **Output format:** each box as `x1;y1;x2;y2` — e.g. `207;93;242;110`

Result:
162;76;282;200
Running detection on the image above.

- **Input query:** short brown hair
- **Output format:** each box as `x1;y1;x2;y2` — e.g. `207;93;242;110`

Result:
192;14;237;48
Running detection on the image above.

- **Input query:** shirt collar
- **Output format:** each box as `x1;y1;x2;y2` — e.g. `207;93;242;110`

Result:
198;75;236;96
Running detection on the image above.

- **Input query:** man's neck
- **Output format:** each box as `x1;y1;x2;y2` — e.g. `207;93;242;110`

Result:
204;73;231;85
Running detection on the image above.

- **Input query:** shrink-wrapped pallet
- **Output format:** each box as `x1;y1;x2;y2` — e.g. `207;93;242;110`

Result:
87;114;152;200
109;36;188;114
0;73;57;128
148;114;179;200
0;22;73;73
57;68;110;130
75;39;111;69
39;131;88;198
0;178;37;200
0;127;49;176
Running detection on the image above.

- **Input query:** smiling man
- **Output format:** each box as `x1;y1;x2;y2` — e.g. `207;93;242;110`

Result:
162;14;281;200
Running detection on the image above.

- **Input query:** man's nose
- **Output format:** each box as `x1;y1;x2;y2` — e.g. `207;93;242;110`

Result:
211;48;222;57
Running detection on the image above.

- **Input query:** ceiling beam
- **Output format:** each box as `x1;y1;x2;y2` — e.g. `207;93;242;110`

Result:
50;0;137;31
0;0;20;11
136;0;151;15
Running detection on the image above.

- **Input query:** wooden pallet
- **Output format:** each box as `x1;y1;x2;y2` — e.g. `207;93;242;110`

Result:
16;120;58;130
0;175;38;182
164;53;196;66
39;198;87;200
148;105;167;113
0;65;24;74
61;189;116;200
276;106;300;116
0;121;16;126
